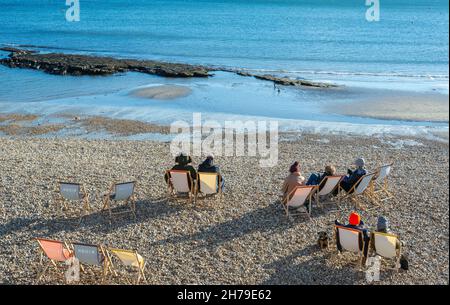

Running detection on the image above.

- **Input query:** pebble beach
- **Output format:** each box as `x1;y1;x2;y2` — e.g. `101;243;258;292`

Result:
0;131;448;285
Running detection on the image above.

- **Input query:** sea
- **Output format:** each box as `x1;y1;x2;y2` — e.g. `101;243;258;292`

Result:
0;0;448;139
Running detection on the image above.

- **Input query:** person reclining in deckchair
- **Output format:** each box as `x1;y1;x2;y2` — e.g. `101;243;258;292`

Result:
373;216;401;250
165;153;197;186
198;155;224;192
335;212;370;263
282;161;311;213
306;165;336;191
340;158;367;193
282;161;305;201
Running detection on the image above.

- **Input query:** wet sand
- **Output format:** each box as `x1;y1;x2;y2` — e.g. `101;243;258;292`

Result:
333;93;449;122
129;85;192;100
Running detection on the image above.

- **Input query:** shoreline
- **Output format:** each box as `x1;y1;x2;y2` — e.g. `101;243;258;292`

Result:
0;134;448;284
0;112;448;144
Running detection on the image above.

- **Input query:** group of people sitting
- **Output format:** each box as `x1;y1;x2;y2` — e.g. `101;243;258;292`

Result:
164;153;225;192
282;157;368;211
336;212;401;263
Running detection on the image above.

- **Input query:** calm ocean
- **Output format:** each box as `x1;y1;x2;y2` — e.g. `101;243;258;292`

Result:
0;0;448;137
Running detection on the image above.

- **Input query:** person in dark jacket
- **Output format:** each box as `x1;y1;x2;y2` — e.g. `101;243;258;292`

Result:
335;212;370;263
340;158;367;193
165;153;197;187
197;155;224;192
306;165;336;190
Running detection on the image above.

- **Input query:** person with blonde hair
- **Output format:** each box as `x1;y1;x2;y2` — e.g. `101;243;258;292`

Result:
306;164;336;190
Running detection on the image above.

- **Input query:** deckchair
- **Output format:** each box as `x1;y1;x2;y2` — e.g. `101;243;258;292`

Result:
340;173;376;210
71;242;114;283
102;181;137;221
282;185;317;220
335;225;366;267
35;238;73;282
372;163;395;203
56;182;90;224
370;232;401;271
195;172;223;203
108;248;147;284
316;175;345;209
166;170;195;204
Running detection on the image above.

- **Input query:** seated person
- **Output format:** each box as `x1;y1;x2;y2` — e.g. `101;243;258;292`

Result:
197;155;224;192
306;165;336;191
165;153;197;189
335;212;370;262
340;158;367;193
282;161;305;202
282;161;312;213
372;216;401;250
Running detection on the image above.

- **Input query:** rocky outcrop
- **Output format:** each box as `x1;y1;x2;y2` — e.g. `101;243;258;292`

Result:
1;47;338;88
0;50;210;78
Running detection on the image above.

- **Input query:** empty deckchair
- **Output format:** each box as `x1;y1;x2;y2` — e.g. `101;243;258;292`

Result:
108;248;147;284
282;185;317;220
341;173;376;210
71;242;113;283
57;182;90;224
102;181;137;221
335;225;365;267
372;163;395;203
370;232;401;271
166;170;195;204
35;238;73;282
195;172;223;203
316;175;345;208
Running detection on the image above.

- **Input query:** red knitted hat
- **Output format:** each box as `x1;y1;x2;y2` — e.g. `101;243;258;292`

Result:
349;212;361;226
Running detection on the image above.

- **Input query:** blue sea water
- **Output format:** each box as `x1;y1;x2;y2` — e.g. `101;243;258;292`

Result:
0;0;448;137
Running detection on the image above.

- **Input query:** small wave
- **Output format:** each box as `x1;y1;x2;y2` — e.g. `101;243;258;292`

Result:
235;68;449;80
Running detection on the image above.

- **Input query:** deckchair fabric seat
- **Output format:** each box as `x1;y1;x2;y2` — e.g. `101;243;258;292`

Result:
73;243;104;266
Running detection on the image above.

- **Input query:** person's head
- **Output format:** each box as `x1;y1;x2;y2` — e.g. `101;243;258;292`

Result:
289;161;300;173
204;155;214;166
377;216;389;233
353;158;366;169
324;165;336;176
175;153;192;166
348;212;361;226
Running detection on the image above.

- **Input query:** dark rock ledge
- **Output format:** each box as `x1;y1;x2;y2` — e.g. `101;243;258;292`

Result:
0;47;338;88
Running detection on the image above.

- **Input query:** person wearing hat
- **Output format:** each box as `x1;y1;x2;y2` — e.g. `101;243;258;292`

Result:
198;155;224;192
164;153;197;187
340;157;367;193
282;161;310;212
373;216;401;250
335;212;370;259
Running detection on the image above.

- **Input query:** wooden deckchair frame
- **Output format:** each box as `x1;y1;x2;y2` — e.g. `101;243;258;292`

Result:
316;175;345;209
166;170;195;204
102;181;137;222
370;232;402;272
334;225;366;268
282;185;317;220
340;173;377;210
194;172;224;204
107;248;147;284
56;182;91;224
371;163;395;203
69;241;115;284
35;238;73;283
